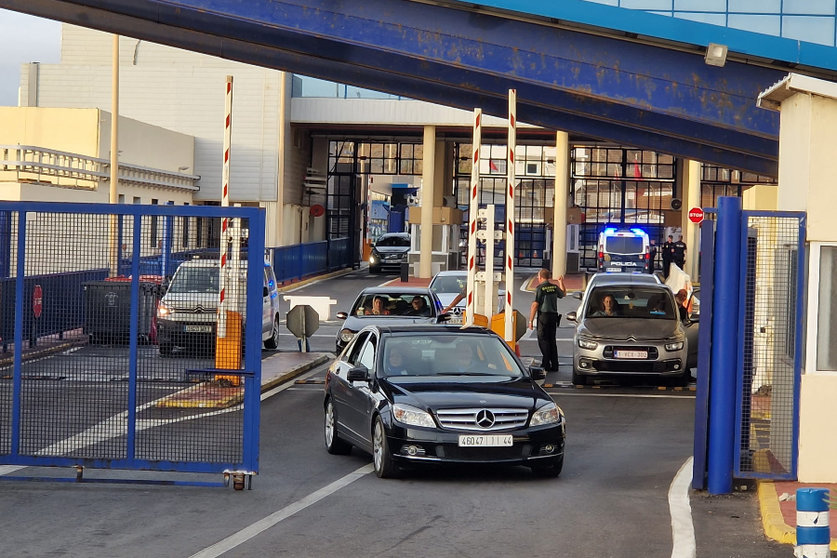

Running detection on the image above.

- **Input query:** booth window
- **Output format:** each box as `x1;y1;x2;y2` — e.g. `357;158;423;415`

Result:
816;245;837;370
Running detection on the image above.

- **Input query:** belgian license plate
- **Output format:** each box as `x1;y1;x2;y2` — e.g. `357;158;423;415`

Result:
448;315;463;324
615;349;647;359
458;434;513;447
184;325;212;333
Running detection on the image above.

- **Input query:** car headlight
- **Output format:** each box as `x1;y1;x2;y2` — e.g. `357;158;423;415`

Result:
665;341;685;351
369;254;378;264
577;338;598;350
157;301;172;319
392;404;435;428
339;329;355;343
530;402;562;427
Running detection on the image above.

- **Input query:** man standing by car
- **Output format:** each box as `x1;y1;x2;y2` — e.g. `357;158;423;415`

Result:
528;269;565;372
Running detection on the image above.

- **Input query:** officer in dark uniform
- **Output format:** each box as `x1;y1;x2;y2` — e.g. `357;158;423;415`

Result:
661;234;674;278
528;268;565;372
673;235;687;271
648;239;658;274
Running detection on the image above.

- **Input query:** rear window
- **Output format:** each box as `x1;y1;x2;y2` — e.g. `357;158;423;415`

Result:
376;235;410;247
430;274;465;293
604;236;644;255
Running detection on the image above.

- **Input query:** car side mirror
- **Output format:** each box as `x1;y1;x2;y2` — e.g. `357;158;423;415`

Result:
438;312;452;323
336;311;348;320
263;286;269;297
566;311;577;322
347;365;370;383
529;366;546;381
688;312;699;323
572;292;582;300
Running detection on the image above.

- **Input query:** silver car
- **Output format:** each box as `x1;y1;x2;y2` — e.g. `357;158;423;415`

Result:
566;279;697;386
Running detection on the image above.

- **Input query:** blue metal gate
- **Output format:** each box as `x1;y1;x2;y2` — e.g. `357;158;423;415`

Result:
694;197;804;492
0;202;264;487
734;210;805;480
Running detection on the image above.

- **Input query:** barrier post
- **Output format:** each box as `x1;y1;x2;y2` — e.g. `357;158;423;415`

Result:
796;488;831;558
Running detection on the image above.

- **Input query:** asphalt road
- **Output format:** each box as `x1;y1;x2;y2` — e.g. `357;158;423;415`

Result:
0;268;789;557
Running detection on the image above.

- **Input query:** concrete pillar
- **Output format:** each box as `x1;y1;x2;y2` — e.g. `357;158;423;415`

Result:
682;159;701;278
270;70;291;248
419;125;436;278
758;73;837;482
552;131;569;277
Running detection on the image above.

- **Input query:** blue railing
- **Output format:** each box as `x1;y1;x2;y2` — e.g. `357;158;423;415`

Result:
269;237;353;284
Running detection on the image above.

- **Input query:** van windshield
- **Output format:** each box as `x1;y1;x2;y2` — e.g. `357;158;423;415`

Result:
604;236;644;255
168;267;219;293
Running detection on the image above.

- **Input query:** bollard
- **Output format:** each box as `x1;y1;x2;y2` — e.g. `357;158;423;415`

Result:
795;487;831;558
400;261;409;283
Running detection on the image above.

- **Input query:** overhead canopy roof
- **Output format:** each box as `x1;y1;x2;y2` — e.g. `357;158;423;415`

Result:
4;0;832;175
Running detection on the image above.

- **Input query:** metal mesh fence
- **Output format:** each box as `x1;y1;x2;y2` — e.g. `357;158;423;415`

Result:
0;204;261;477
736;214;802;478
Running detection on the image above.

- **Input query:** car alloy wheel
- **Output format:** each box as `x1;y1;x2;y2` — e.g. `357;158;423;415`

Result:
372;417;398;478
324;399;351;455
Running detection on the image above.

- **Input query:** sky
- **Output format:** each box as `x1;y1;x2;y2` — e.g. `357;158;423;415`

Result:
0;9;61;106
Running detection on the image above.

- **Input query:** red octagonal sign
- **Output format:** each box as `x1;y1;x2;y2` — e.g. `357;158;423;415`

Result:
688;207;704;224
33;284;43;318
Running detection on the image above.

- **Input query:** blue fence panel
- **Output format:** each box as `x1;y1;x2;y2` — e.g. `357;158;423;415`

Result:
270;238;350;284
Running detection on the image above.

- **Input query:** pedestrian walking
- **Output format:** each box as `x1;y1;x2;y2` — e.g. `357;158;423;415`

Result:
673;235;687;271
528;268;565;372
662;234;674;278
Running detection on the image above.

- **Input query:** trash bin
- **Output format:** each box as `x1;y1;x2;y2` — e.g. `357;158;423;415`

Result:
83;280;161;344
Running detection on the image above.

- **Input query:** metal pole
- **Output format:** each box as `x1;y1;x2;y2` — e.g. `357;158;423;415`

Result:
707;196;742;494
109;34;119;277
464;109;481;328
504;89;516;343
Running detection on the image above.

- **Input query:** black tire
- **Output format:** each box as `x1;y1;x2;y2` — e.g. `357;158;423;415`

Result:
159;342;173;357
324;399;352;455
263;317;280;349
571;368;588;386
372;416;398;478
532;455;564;478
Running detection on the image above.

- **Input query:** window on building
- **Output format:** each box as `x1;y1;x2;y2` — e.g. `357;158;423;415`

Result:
150;198;158;249
817;246;837;371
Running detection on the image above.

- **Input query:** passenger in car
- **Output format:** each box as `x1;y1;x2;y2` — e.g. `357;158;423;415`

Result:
371;296;391;315
591;294;620;317
407;296;431;316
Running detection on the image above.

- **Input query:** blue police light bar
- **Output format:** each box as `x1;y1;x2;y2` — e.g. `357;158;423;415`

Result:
630;227;645;235
603;227;617;234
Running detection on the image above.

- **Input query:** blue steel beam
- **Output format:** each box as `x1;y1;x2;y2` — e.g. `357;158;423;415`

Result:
0;0;788;173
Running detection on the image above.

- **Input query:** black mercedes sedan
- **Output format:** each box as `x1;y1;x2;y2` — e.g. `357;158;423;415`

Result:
323;325;566;478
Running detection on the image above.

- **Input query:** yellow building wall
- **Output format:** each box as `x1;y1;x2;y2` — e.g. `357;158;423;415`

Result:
741;185;777;210
0;107;101;156
797;375;837;482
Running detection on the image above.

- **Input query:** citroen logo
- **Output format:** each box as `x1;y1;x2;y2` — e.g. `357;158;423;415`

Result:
475;409;495;429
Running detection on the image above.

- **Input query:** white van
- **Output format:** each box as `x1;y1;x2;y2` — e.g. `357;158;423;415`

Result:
596;226;651;273
156;257;281;356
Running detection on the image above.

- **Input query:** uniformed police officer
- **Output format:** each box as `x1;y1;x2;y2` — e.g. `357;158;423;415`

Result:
528;268;566;372
673;235;687;271
662;234;675;278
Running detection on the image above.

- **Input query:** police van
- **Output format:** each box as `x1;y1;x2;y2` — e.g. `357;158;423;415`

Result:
596;226;651;273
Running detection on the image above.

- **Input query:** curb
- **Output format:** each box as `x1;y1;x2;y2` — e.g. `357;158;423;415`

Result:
277;268;356;293
758;481;796;546
0;338;88;370
260;353;331;391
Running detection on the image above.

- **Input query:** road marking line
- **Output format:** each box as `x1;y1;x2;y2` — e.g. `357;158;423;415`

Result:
189;464;374;558
669;456;696;558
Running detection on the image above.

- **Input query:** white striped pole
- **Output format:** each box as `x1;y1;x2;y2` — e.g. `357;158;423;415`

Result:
464;108;481;328
504;89;516;343
218;75;233;339
796;487;831;558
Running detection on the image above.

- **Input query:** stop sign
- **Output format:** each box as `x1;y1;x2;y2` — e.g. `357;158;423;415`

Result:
32;284;43;318
688;207;704;223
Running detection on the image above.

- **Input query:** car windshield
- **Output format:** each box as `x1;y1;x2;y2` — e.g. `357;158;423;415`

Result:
380;334;522;378
584;287;675;319
352;293;434;317
429;274;465;294
375;235;410;247
167;266;219;293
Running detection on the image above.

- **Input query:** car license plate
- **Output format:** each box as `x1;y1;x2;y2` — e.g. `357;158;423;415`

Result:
615;349;647;359
448;315;463;324
184;325;212;333
458;434;513;447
